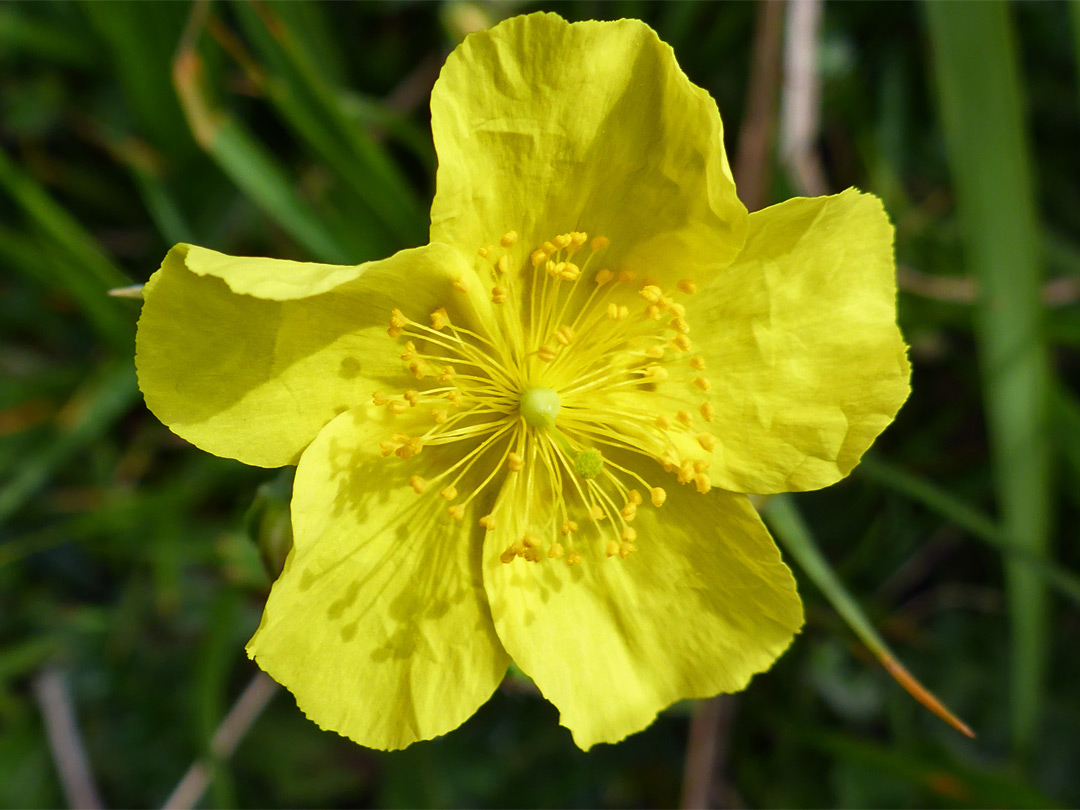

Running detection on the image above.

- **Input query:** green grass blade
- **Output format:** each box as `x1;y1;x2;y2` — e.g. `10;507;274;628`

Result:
172;46;358;264
0;362;139;527
764;494;973;738
858;456;1080;607
926;0;1054;753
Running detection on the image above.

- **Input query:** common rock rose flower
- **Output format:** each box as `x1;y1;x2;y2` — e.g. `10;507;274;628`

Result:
136;12;909;750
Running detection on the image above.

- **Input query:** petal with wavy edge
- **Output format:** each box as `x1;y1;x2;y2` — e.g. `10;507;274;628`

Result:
656;188;910;493
430;12;747;289
483;452;803;750
136;242;477;468
248;406;510;750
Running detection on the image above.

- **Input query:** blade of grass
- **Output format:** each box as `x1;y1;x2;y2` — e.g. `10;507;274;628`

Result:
926;1;1053;754
171;4;358;264
857;456;1080;607
763;494;974;738
0;150;134;354
0;362;139;527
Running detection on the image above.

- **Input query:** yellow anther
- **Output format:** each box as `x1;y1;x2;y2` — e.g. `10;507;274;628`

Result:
491;286;508;304
439;365;456;382
618;270;636;284
545;260;558;276
671;316;690;334
629;490;643;505
677;279;698;295
697;433;717;452
403;390;419;406
523;546;543;563
390;309;407;328
555;325;575;346
693;376;712;392
668;302;686;317
531;249;548;266
479;514;495;530
448;505;465;521
496;255;509;275
372;391;388;406
588;503;605;521
690;356;706;370
646;304;663;321
656;414;672;429
389;400;409;415
500;231;518;247
430;307;450;330
693;459;709;474
677;409;693;427
673;334;692;351
619;543;636;559
387;325;402;338
558;262;580;281
537;344;558;363
591;235;610;250
621;526;637;543
650;487;667;507
379;441;396;457
508;452;524;472
431;409;448;424
695;473;712;494
700;402;715;422
570;231;588;247
606;540;620;557
560;520;579;535
640;285;663;303
408;475;427;494
440;485;458;501
542;241;557;253
645;345;665;359
594;268;614;285
644;364;668;381
394;442;417;460
447;390;463;406
677;460;695;484
621;502;637;521
477;246;490;258
553;233;572;249
548;542;565;559
390;432;408;444
566;550;583;566
522;533;540;549
500;547;517;564
400;341;416;361
452;277;468;292
408;360;428;380
606;303;629;320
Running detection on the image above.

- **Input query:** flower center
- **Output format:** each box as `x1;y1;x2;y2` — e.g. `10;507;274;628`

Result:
375;229;718;566
519;387;561;429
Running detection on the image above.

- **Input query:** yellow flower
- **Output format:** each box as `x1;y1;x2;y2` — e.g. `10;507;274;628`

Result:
136;13;909;750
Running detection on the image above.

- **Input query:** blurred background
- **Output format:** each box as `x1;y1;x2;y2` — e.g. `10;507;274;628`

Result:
2;1;1078;807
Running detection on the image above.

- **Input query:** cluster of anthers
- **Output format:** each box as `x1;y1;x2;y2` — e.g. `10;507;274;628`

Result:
373;230;718;566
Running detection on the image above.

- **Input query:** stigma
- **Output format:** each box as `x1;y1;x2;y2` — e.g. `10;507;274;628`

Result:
375;229;717;566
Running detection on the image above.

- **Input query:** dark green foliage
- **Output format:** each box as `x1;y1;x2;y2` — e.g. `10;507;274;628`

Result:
1;1;1078;807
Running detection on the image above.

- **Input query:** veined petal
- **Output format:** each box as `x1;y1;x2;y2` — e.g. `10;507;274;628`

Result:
136;242;475;468
248;407;510;750
430;12;747;287
483;454;803;750
680;189;911;493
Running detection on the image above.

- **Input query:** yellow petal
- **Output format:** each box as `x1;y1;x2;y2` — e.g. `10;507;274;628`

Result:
248;407;510;750
136;242;474;468
430;12;746;285
681;188;910;493
483;455;803;750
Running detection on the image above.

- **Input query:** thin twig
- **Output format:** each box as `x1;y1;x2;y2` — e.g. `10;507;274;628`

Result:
679;696;737;809
780;0;828;197
162;671;279;810
734;0;785;212
33;667;105;810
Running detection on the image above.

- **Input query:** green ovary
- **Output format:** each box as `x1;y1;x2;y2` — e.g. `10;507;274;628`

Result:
519;387;561;429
